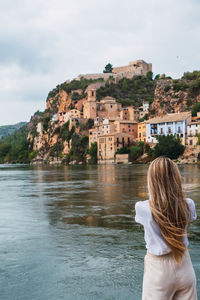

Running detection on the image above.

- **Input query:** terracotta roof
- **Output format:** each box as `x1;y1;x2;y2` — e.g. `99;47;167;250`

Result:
115;120;138;124
146;112;191;124
188;121;200;125
97;132;134;137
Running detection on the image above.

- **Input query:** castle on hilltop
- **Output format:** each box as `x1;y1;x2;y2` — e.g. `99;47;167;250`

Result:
76;60;152;82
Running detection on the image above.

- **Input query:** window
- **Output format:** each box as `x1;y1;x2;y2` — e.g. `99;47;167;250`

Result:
122;137;125;147
117;137;119;147
161;128;163;134
110;105;113;108
190;140;193;145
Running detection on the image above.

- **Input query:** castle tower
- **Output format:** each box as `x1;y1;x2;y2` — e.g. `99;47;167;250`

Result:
83;88;97;119
87;88;96;101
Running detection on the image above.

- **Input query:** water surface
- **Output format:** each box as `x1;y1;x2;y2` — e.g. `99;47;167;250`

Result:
0;164;199;300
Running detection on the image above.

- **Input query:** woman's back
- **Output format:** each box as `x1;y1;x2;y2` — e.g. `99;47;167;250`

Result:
135;157;197;300
135;197;197;256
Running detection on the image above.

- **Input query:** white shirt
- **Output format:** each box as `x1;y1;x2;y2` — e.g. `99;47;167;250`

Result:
135;198;197;256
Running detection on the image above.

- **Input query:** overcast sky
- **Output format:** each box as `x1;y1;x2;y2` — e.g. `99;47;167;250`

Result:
0;0;200;125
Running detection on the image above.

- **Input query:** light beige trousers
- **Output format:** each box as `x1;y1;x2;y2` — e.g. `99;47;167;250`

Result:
142;250;197;300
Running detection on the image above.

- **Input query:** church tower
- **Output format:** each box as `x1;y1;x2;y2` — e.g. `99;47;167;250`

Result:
83;88;97;119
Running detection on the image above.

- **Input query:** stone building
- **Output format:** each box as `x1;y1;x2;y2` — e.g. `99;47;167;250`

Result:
83;88;97;119
57;109;82;126
138;101;149;119
97;132;135;164
83;88;121;120
96;97;121;119
120;106;140;121
146;112;191;145
112;60;152;77
89;118;115;147
76;60;152;82
187;112;200;146
138;122;147;142
114;120;138;139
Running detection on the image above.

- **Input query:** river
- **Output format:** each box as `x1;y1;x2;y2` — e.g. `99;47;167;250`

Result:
0;164;199;300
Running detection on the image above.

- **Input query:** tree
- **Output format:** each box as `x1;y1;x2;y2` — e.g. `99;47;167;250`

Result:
88;142;97;164
146;71;153;81
154;74;160;81
116;147;130;154
192;102;200;117
103;63;113;73
130;145;143;160
154;135;184;159
122;78;128;91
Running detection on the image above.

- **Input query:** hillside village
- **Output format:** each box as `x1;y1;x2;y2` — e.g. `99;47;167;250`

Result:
26;59;200;165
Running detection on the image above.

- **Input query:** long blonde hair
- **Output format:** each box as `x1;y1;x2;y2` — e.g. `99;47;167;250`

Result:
148;157;190;264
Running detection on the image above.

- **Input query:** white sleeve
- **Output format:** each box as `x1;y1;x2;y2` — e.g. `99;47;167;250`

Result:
186;198;197;222
135;201;146;226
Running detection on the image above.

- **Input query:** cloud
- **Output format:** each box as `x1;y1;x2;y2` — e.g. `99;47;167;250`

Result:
0;0;200;125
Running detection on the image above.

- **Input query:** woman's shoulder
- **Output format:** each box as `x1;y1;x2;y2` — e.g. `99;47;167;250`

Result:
135;200;151;225
185;197;197;222
135;200;149;210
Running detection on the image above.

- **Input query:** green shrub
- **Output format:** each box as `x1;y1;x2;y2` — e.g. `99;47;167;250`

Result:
164;85;171;92
154;135;184;159
116;147;130;154
192;102;200;117
130;146;143;161
88;142;97;164
49;142;64;158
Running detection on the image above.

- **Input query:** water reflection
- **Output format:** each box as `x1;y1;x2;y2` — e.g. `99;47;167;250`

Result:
0;164;199;300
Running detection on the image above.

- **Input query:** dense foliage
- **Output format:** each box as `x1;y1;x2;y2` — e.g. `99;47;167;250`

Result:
103;63;113;73
96;74;155;107
65;135;89;163
47;78;104;101
192;102;200;117
88;142;97;164
0;125;32;163
115;142;145;161
0;122;27;139
154;135;184;159
182;71;200;96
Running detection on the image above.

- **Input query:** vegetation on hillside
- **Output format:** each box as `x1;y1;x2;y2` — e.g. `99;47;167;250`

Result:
96;73;155;107
0;125;33;164
0;122;27;139
64;135;89;163
46;77;105;113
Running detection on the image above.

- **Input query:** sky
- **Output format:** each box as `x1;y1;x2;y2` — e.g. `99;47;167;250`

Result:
0;0;200;125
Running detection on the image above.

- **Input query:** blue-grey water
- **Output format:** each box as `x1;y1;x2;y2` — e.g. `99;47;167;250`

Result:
0;164;199;300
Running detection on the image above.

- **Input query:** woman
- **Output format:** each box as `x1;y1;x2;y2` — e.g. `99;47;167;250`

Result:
135;157;197;300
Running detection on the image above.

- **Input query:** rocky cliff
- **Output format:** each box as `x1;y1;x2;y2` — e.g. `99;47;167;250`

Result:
149;73;200;117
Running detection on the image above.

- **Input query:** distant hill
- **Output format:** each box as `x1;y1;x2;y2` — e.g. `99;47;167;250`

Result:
0;122;27;139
